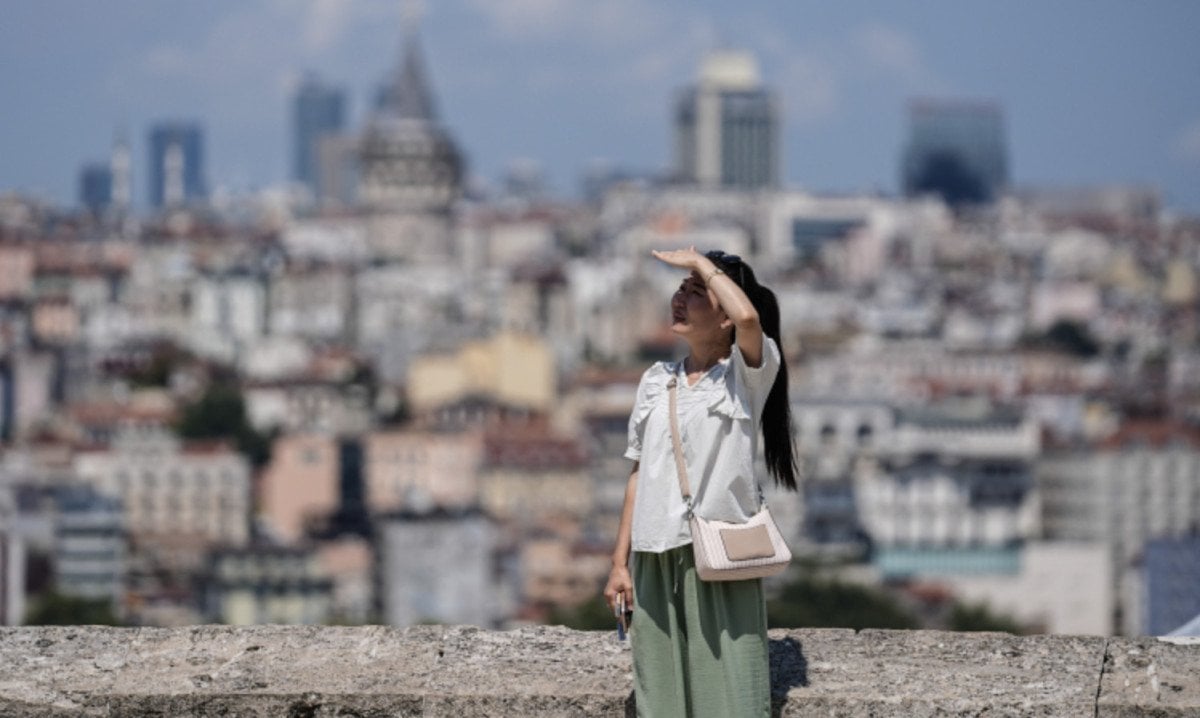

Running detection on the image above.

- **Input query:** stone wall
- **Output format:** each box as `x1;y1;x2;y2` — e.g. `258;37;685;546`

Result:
1;625;1197;716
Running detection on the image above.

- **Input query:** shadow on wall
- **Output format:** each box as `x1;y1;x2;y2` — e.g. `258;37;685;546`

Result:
770;637;809;717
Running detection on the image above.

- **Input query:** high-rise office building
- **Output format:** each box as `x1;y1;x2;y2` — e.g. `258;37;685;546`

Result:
54;485;124;607
292;74;347;195
78;163;113;215
79;134;132;217
674;51;779;189
902;99;1008;205
110;133;131;214
147;121;206;209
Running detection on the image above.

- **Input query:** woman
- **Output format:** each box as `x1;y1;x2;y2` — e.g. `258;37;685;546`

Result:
604;247;798;717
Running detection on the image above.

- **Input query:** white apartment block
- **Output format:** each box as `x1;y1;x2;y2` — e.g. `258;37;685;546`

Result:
187;273;267;363
364;429;483;514
54;486;124;607
1039;425;1200;633
801;340;1025;402
856;401;1041;550
790;396;1042;558
73;433;251;546
946;541;1113;636
759;191;951;275
800;340;1109;403
377;510;497;628
268;268;352;341
1040;438;1200;566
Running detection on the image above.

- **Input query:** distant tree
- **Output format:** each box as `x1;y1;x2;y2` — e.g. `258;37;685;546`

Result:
120;342;194;389
176;383;272;467
768;575;920;630
24;550;54;595
378;396;411;427
177;383;244;437
25;591;121;626
1040;319;1101;358
546;596;616;631
128;353;171;388
947;601;1024;634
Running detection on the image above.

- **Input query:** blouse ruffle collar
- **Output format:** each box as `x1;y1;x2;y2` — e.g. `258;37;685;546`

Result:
631;357;752;433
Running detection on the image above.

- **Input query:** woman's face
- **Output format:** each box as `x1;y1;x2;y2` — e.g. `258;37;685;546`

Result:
670;271;729;339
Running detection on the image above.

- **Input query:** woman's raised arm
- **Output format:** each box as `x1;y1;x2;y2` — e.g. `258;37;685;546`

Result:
651;247;764;367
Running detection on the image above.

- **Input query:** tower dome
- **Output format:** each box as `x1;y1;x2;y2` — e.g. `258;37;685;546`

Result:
359;32;463;215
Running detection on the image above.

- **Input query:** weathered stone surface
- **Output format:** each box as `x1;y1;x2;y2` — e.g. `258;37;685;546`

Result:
1097;637;1200;717
0;625;633;717
771;629;1105;717
0;625;1197;716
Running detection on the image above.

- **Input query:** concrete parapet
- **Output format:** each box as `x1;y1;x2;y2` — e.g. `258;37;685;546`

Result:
0;625;1197;716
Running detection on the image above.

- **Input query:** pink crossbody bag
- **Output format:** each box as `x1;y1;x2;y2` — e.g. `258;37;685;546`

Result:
667;377;792;581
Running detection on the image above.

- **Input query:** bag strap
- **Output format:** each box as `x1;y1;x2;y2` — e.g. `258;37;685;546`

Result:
668;369;768;516
666;376;694;518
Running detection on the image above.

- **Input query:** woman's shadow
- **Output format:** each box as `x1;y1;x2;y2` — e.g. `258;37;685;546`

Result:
769;636;808;717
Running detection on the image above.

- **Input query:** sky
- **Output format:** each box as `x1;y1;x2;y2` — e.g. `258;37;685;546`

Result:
2;0;1199;213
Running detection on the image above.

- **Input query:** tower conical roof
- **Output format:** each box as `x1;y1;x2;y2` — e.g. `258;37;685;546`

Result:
377;33;436;122
359;12;463;217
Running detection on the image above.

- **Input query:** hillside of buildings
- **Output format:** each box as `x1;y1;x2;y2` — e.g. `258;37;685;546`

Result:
2;29;1199;638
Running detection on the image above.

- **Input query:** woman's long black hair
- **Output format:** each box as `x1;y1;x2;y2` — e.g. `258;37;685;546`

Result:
706;250;798;491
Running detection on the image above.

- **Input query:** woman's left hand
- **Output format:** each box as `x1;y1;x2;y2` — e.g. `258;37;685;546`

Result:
651;246;705;272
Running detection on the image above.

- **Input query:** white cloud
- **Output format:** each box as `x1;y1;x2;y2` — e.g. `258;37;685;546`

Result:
118;0;393;88
464;0;668;49
747;22;842;127
464;0;581;41
303;0;358;53
779;53;839;125
1174;121;1200;163
753;20;947;128
631;49;678;86
105;0;396;123
105;4;944;149
143;45;192;78
852;21;947;93
856;23;921;79
451;0;708;125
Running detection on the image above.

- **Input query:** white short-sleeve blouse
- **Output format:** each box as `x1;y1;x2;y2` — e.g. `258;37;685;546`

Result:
624;336;781;553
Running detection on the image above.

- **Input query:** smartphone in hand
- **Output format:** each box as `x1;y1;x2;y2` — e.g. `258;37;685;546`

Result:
615;594;631;640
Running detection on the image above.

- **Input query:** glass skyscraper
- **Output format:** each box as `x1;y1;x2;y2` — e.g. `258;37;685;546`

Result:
147;121;206;209
292;74;346;196
902;99;1008;205
674;51;779;190
78;163;113;215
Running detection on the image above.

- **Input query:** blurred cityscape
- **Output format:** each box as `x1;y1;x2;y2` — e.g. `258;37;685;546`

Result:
1;14;1199;639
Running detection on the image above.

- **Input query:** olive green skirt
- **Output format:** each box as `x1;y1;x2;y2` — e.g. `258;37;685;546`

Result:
631;545;770;718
